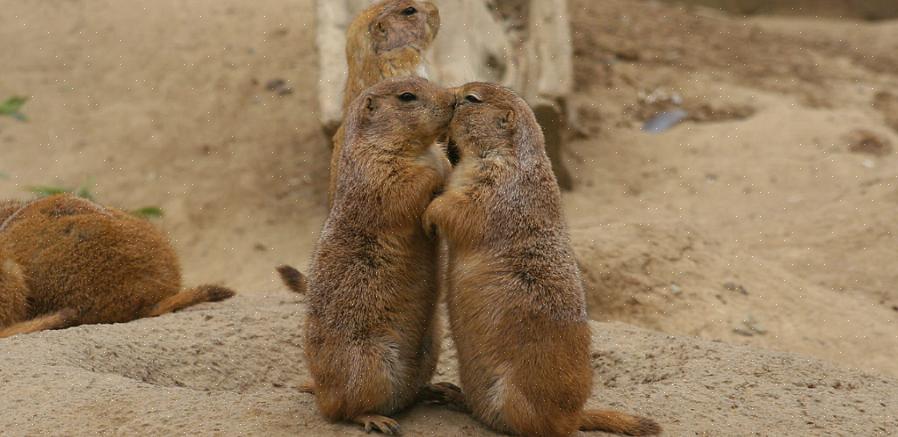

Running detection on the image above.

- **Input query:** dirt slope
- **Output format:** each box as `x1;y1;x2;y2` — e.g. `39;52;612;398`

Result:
565;0;898;376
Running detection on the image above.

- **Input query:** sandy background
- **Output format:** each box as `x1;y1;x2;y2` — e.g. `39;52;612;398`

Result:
1;0;897;435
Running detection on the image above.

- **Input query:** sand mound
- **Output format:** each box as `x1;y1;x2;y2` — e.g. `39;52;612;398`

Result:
1;294;896;436
573;221;898;377
3;0;898;433
563;0;898;377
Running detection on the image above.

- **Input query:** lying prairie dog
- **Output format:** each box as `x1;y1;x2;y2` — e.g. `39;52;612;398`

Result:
0;195;234;338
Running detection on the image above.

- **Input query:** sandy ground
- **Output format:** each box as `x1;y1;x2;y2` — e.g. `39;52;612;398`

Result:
2;293;896;436
1;0;897;434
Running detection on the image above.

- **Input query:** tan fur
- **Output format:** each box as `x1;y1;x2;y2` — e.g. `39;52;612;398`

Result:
0;308;77;339
0;195;235;337
329;0;440;207
143;285;235;318
304;77;453;435
425;83;661;437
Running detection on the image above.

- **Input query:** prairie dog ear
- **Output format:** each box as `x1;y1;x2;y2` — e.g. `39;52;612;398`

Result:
359;96;377;124
498;109;516;130
365;96;377;112
372;20;387;36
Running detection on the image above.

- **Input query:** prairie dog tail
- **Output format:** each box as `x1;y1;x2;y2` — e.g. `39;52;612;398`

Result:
580;409;661;436
143;285;235;318
0;308;78;339
276;265;307;294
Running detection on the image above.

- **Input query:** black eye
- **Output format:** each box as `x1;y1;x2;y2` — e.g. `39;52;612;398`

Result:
398;92;417;102
402;6;417;15
465;94;482;103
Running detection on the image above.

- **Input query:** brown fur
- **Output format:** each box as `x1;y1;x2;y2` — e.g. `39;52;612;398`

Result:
329;0;440;207
0;254;33;337
276;265;307;294
424;83;661;437
143;285;235;317
0;308;77;339
0;199;24;224
0;195;235;337
304;77;453;435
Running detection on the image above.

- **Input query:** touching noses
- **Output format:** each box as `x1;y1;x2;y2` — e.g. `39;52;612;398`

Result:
449;87;461;109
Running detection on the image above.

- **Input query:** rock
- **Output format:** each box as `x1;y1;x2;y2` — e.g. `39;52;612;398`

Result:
743;314;767;335
265;78;286;91
874;91;898;133
733;327;755;337
845;129;892;156
723;281;749;295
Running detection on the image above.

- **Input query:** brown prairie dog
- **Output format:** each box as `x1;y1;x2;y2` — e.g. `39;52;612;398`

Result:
303;77;454;435
342;0;439;114
0;199;24;224
424;83;661;437
329;0;440;207
0;250;53;338
0;195;235;339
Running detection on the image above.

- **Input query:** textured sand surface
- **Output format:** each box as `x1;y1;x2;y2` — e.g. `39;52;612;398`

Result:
1;293;896;436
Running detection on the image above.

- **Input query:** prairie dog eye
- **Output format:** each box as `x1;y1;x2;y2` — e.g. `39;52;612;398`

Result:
402;6;417;15
465;94;482;103
398;92;417;102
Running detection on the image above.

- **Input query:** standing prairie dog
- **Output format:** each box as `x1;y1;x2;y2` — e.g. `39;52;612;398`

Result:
424;83;661;437
303;77;454;435
329;0;440;207
0;195;235;338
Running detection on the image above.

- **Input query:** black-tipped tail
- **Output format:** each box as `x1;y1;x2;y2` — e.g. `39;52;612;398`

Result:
276;265;307;294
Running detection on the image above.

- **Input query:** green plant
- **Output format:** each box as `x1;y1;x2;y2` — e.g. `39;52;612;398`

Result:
26;185;75;197
130;206;164;219
0;97;28;121
22;181;163;220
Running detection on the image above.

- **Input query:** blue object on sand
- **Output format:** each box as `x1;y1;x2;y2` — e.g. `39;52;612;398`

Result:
643;109;688;133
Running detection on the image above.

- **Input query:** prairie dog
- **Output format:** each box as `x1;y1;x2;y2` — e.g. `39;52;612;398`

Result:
0;251;75;338
424;83;661;436
342;0;439;113
0;199;24;224
0;195;234;338
329;0;440;207
303;77;453;435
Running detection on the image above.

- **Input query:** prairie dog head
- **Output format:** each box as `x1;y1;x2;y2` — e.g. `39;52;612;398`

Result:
354;0;440;55
345;76;456;153
449;82;544;165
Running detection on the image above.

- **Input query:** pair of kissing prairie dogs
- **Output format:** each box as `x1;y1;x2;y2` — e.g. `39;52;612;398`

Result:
277;1;661;436
0;196;235;339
